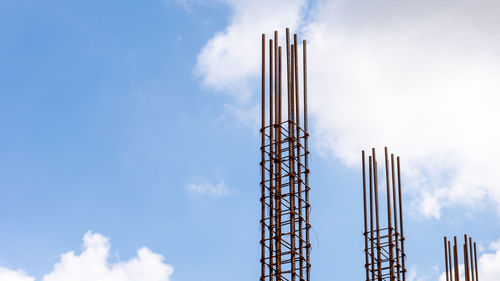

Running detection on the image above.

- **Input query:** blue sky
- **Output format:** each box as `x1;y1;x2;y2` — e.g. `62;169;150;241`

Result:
1;1;500;280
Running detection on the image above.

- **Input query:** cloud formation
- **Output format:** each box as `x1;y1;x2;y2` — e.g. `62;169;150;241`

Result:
186;180;230;197
0;232;173;281
196;0;500;218
0;267;33;281
196;0;307;101
477;239;500;281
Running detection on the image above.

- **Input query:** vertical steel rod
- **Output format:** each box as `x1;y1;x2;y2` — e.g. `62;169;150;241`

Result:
260;33;266;281
293;40;304;281
448;240;453;281
362;151;370;281
286;28;291;125
447;240;453;281
469;237;474;281
373;149;382;281
397;156;406;281
454;237;460;281
369;156;375;281
474;243;478;281
384;148;395;280
275;45;282;281
288;40;296;281
268;38;275;281
303;39;311;281
445;237;450;281
464;235;470;281
391;154;400;281
444;236;451;281
294;34;300;132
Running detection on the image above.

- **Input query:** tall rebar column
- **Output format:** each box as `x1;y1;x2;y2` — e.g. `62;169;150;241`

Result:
362;147;407;281
260;28;311;281
443;235;479;281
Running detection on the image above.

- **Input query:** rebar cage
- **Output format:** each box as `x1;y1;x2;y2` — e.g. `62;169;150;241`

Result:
443;235;479;281
260;29;311;281
362;148;407;281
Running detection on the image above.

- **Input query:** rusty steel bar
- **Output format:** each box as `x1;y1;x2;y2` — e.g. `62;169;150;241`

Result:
273;44;282;279
268;38;275;281
469;237;474;281
448;240;453;281
303;38;311;281
384;148;395;281
274;31;278;126
290;43;295;124
287;40;296;281
444;236;451;281
372;149;382;281
286;28;291;127
474;243;478;281
261;33;266;281
464;245;469;281
293;36;304;281
464;235;470;281
284;32;296;281
454;237;460;281
397;156;406;281
369;156;375;281
362;151;370;281
294;34;300;129
276;45;282;280
391;154;400;281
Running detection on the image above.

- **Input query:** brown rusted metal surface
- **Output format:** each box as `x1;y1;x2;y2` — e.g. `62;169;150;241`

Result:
444;237;450;281
260;29;311;281
444;235;480;281
474;242;479;281
362;147;406;281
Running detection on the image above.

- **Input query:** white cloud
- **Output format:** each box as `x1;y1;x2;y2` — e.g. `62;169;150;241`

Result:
197;0;500;219
0;267;34;281
477;239;500;281
195;0;307;121
407;264;439;281
0;232;173;281
186;180;230;197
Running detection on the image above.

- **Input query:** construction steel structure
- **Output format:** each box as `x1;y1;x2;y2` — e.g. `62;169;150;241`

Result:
362;147;407;281
443;235;479;281
260;28;311;281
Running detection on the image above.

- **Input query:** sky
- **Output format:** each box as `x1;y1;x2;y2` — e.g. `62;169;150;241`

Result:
1;0;500;280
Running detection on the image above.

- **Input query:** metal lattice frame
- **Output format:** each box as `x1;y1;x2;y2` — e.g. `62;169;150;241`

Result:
443;235;479;281
260;28;311;281
362;148;407;281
